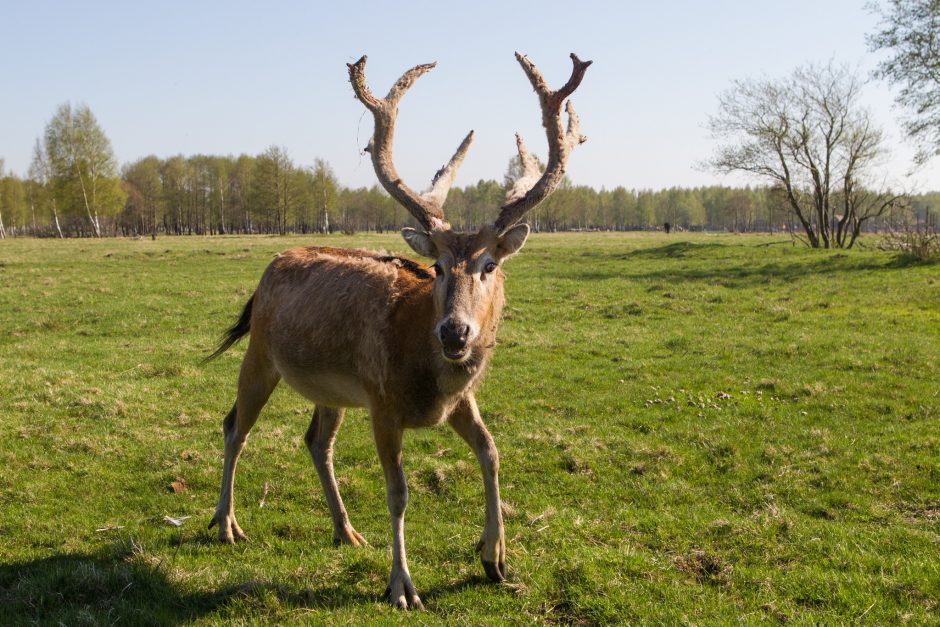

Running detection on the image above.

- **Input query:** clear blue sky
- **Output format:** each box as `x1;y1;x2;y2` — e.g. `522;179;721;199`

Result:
2;0;938;191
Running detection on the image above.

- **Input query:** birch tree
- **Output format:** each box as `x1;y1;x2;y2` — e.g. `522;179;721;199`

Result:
43;103;125;237
310;159;338;233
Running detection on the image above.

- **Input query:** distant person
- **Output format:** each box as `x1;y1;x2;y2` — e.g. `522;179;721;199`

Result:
664;222;671;234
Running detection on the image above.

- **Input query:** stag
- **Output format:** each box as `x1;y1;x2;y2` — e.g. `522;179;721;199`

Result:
207;52;591;609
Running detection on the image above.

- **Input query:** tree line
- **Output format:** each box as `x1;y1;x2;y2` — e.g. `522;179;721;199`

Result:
0;96;936;240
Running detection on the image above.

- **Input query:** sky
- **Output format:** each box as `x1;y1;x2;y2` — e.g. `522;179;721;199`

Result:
1;0;938;192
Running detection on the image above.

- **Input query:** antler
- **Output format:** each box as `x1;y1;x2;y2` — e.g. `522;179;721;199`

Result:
495;53;592;233
348;55;473;231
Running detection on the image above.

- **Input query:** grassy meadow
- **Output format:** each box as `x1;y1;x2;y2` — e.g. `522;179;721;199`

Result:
0;232;938;624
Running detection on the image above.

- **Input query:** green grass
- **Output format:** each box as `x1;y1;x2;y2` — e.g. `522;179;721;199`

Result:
0;232;938;624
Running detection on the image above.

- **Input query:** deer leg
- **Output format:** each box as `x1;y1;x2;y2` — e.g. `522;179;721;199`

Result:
209;344;279;543
372;416;423;610
304;406;367;547
448;394;506;582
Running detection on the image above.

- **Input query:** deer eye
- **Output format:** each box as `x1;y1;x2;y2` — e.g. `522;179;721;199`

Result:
483;261;498;274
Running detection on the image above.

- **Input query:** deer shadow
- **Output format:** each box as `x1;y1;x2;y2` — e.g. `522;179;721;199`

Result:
0;547;223;624
0;542;495;623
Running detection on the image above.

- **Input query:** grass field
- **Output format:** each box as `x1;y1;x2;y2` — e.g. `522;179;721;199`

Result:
0;232;938;624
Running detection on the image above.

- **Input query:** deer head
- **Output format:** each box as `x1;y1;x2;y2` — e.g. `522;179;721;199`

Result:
348;53;591;363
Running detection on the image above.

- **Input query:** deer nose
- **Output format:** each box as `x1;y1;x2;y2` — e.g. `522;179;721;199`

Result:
439;321;470;350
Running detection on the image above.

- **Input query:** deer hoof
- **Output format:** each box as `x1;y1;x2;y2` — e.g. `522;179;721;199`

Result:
482;559;507;582
385;570;424;610
209;512;248;543
476;535;507;582
333;527;368;547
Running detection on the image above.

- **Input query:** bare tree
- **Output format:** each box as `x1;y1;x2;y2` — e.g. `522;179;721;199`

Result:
707;62;902;248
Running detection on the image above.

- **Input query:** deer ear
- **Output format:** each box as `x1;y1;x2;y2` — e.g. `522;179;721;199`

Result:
401;227;437;258
496;223;530;259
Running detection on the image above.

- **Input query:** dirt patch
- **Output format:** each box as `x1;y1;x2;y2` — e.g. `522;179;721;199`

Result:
674;549;731;585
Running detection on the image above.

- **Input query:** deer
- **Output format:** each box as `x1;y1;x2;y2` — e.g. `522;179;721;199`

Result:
206;52;591;610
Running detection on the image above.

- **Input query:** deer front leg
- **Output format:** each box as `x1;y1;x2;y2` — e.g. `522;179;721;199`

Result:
448;394;506;582
372;415;423;610
305;406;367;547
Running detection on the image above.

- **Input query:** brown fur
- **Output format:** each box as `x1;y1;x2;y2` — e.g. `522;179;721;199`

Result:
242;240;503;413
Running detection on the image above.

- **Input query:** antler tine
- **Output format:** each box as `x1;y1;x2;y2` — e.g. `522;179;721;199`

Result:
565;100;587;149
348;55;469;231
423;130;475;210
505;133;542;204
385;61;437;106
495;52;592;233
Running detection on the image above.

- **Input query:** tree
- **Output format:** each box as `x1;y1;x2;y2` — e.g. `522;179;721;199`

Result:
636;191;656;228
868;0;940;164
232;155;255;233
675;189;707;227
310;159;338;232
29;139;64;237
727;191;753;231
0;174;28;237
208;156;231;234
43;103;125;237
707;62;901;248
123;156;163;238
160;156;190;235
253;146;293;234
608;186;637;229
0;159;5;238
454;179;503;230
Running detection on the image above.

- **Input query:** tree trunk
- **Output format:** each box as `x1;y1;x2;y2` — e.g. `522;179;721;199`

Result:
789;201;819;247
29;197;37;234
75;167;101;237
52;198;64;238
219;185;226;235
847;220;863;249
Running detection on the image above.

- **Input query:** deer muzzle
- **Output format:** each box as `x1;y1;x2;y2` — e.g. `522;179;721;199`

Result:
437;318;474;361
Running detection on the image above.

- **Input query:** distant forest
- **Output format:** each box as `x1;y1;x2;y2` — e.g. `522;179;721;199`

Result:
2;148;938;238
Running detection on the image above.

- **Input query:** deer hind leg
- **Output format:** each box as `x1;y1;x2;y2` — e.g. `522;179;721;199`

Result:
372;414;423;610
304;406;367;547
209;343;279;543
448;394;506;582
